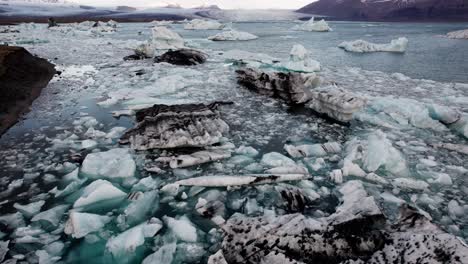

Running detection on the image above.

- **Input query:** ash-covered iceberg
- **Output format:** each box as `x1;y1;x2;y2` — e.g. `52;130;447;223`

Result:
339;37;408;53
292;17;332;32
184;19;225;30
236;68;320;105
154;49;208;66
208;30;258;41
447;29;468;39
120;103;230;150
306;86;367;123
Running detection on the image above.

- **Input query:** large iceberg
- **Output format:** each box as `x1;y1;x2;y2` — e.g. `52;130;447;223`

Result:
184;19;225;30
339;37;409;53
80;148;136;180
292;17;332;32
208;30;258;41
135;26;185;58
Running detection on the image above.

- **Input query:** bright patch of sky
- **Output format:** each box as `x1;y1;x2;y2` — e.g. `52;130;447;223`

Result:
71;0;314;9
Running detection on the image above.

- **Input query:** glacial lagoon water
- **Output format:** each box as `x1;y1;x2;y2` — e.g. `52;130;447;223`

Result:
1;21;468;263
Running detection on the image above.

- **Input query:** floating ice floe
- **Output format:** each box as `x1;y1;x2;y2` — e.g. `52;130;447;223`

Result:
172;174;310;187
284;142;341;158
31;204;70;228
447;29;468;39
163;215;198;242
13;200;45;219
307;86;367;122
142;242;177;264
221;49;279;67
64;212;111;238
81;148;136;180
184;19;224;30
292;17;332;32
162;150;232;169
73;180;127;210
338;37;408;53
120;103;230;150
208;30;258;41
106;218;163;258
273;44;321;73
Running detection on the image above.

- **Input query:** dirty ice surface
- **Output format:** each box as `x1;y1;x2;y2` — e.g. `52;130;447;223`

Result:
1;20;468;263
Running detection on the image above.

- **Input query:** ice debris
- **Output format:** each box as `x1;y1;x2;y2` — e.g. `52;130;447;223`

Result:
163;215;198;242
447;29;468;39
274;44;321;73
172;174;310;187
136;26;185;58
73;180;127;210
64;212;111;238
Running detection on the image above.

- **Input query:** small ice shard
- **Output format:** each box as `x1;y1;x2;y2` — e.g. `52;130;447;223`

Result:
236;68;319;105
208;30;258;41
0;212;25;229
329;169;343;183
173;174;310;187
292;17;332;32
338;37;408;53
266;165;309;175
435;143;468;154
363;130;408;176
447;29;468;39
261;152;296;168
221;49;279;67
163;215;198;242
105;127;127;139
120;103;230;150
274;44;321;73
73;180;127;210
142;242;177;264
106;218;163;256
284;142;341;158
80;148;136;180
81;139;97;150
393;178;429;190
166;150;232;169
0;240;9;262
428;104;468;139
154;49;208;66
120;190;159;227
31;204;69;228
235;146;259;157
64;212;111;238
184;19;224;30
13;200;45;219
306;86;367;123
447;200;464;218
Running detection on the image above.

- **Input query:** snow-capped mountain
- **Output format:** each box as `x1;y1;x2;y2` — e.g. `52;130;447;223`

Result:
0;0;69;4
297;0;468;21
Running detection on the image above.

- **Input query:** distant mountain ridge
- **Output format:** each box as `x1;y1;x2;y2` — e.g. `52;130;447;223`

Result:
297;0;468;21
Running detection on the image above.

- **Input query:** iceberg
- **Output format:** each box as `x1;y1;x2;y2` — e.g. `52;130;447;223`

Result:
120;103;230;150
292;17;332;32
136;26;185;58
447;29;468;39
73;180;127;210
64;212;112;238
339;37;408;53
184;19;224;30
208;30;258;41
80;148;136;180
307;86;367;123
274;44;321;73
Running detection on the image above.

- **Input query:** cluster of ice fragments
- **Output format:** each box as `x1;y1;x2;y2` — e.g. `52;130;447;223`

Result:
208;30;258;41
235;45;366;122
339;37;409;53
184;19;225;30
48;20;118;35
292;17;332;32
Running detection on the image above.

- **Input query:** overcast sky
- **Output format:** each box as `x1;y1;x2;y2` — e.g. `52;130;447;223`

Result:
71;0;314;9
